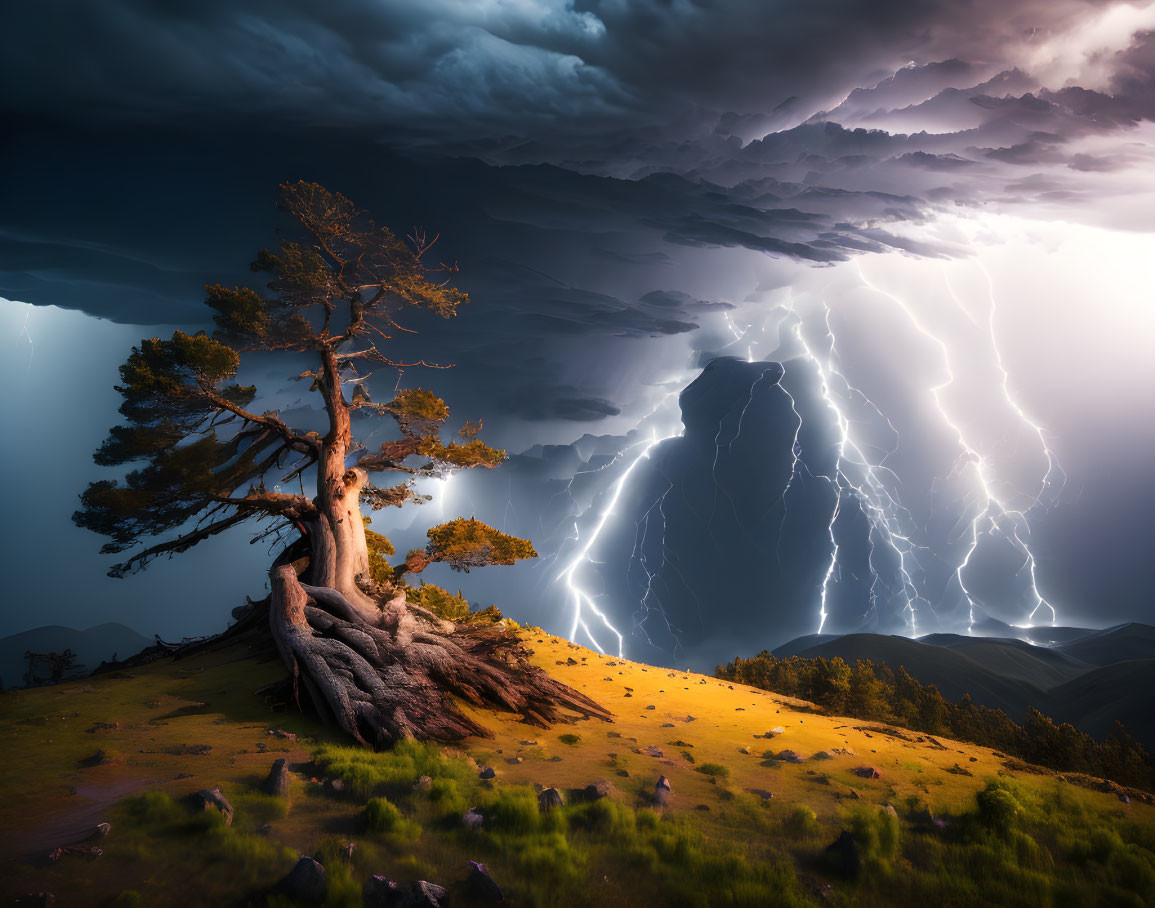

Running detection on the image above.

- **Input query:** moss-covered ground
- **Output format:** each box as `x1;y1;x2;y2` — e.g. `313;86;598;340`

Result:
1;630;1152;906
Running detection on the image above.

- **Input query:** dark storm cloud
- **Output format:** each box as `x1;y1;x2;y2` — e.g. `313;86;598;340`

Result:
0;0;1136;143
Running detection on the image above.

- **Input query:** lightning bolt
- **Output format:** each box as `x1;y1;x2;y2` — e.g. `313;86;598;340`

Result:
773;298;926;636
558;425;681;655
859;263;1062;629
17;309;35;374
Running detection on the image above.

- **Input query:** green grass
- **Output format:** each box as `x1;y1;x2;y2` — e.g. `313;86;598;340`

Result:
694;762;731;779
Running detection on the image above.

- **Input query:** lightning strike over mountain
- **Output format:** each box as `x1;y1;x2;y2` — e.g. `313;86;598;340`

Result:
856;264;1063;630
769;298;926;636
557;428;680;655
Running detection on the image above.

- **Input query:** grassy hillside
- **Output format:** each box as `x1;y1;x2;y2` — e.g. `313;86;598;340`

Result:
1;628;1153;907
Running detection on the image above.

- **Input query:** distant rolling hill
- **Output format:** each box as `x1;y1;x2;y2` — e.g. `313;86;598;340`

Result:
771;633;1053;719
770;625;1155;747
0;623;151;689
1054;623;1155;666
1049;659;1155;746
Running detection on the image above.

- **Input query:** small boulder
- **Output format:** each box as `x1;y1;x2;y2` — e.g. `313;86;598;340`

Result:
850;766;881;779
262;758;292;797
478;766;496;780
538;788;564;812
881;804;898;820
414;775;433;792
188;787;234;826
463;808;484;831
776;750;804;764
641;745;664;758
363;876;448;908
275;856;327;904
824;830;861;878
747;788;774;801
654;775;672;807
505;756;523;765
571;780;612;803
467;861;504;902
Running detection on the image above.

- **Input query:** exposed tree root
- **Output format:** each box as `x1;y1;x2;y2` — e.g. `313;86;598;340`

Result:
269;565;612;746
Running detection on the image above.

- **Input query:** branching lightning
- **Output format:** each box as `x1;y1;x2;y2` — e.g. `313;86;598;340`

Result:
774;296;926;636
558;425;681;655
551;254;1064;658
858;264;1063;630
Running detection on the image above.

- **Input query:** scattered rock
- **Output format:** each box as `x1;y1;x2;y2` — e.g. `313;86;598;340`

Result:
414;775;433;792
363;877;449;908
275;856;327;904
79;750;110;768
850;766;882;779
738;747;751;755
945;763;973;776
505;756;523;765
47;840;104;862
645;705;656;710
830;747;855;756
478;767;496;780
654;775;672;807
188;787;234;826
566;657;578;666
267;728;298;742
546;756;563;763
538;788;564;812
660;722;675;728
825;830;861;878
463;808;484;831
571;780;612;803
747;788;774;801
776;750;804;764
167;743;212;756
467;861;504;902
641;745;664;758
86;722;119;735
881;804;898;819
263;758;292;797
519;740;538;747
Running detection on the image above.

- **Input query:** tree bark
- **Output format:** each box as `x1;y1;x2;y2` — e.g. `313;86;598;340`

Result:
269;565;611;746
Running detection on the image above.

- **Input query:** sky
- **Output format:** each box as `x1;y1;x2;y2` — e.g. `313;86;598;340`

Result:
2;0;1154;669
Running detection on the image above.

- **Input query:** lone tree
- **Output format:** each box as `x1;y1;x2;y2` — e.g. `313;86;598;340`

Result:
75;182;608;745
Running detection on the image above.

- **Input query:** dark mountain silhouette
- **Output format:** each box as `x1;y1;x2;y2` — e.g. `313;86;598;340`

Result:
0;623;151;689
1054;623;1155;666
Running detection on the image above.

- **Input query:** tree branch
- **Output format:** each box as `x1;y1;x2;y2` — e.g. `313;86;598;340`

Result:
201;387;320;454
109;510;254;577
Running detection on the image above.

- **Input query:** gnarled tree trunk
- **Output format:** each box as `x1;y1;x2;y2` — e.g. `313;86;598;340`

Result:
266;347;611;746
269;564;610;746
